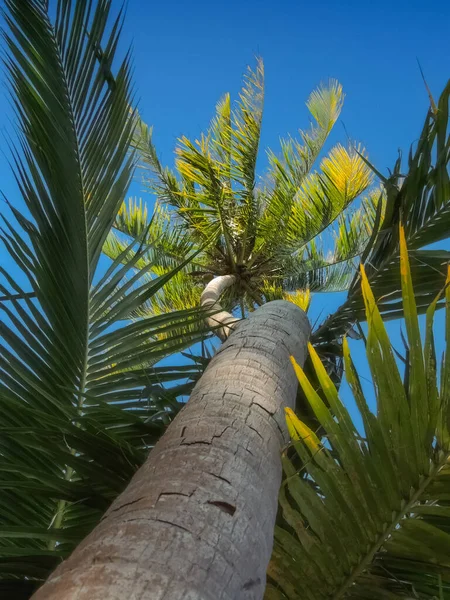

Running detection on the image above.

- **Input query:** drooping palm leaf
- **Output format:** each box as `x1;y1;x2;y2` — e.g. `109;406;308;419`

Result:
266;228;450;600
274;144;373;255
104;197;198;271
0;0;204;592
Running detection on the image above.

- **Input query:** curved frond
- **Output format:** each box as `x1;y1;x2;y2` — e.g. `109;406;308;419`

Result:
256;81;344;251
132;270;203;317
282;144;373;250
283;190;384;293
104;197;198;272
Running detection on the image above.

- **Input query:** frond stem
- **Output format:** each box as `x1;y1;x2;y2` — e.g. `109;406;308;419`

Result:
331;452;450;600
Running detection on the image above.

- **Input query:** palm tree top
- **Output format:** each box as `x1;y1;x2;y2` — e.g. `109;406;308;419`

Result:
106;58;380;318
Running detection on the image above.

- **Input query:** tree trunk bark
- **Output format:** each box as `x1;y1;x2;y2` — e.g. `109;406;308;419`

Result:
32;300;310;600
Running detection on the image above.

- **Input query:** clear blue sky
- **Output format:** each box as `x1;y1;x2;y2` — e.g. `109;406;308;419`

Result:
121;0;450;173
119;0;450;421
1;0;449;423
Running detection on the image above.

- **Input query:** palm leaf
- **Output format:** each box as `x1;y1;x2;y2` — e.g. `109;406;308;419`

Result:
282;189;384;293
256;81;345;253
315;80;450;344
266;229;450;599
0;0;204;590
278;144;373;252
104;197;199;271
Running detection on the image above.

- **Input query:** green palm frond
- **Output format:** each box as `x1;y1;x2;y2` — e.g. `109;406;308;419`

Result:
282;190;384;293
0;0;205;590
315;82;450;344
270;80;344;186
115;196;150;237
104;197;198;272
131;61;264;261
225;57;264;193
280;144;373;251
175;134;237;250
256;81;345;251
132;270;203;317
402;80;450;248
130;117;215;244
103;197;209;319
266;229;450;600
172;59;265;261
132;118;185;208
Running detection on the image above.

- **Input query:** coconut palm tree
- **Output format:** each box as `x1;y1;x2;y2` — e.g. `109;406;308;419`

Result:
2;1;450;599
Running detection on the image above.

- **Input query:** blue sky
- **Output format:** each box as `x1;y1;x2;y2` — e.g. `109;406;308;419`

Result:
119;0;449;420
122;0;450;172
1;0;449;424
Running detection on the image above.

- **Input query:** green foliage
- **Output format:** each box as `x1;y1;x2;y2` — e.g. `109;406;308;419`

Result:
1;2;449;597
314;81;450;344
266;230;450;599
105;63;377;318
0;1;204;593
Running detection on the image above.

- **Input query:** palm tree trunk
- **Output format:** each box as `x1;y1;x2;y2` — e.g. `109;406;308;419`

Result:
32;300;310;600
200;274;240;340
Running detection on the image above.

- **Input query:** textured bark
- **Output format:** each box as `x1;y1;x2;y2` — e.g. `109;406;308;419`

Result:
200;274;240;341
32;300;310;600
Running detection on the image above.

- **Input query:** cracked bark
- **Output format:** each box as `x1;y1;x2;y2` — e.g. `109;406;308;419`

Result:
32;300;310;600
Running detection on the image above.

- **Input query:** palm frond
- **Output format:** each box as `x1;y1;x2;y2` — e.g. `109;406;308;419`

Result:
0;1;205;590
104;197;199;271
271;80;344;186
283;190;384;293
281;144;373;250
256;81;344;252
315;82;450;344
132;61;264;264
132;270;203;317
267;229;450;599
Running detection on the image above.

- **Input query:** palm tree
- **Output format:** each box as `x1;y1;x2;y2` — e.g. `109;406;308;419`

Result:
28;43;386;600
56;49;448;600
1;2;450;599
267;230;450;599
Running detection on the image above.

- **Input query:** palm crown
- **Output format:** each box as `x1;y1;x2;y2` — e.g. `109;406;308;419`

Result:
105;59;381;320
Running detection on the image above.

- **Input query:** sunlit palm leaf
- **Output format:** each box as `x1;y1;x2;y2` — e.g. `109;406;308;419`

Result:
256;81;345;252
105;197;199;271
132;271;203;317
282;190;384;293
281;144;373;251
